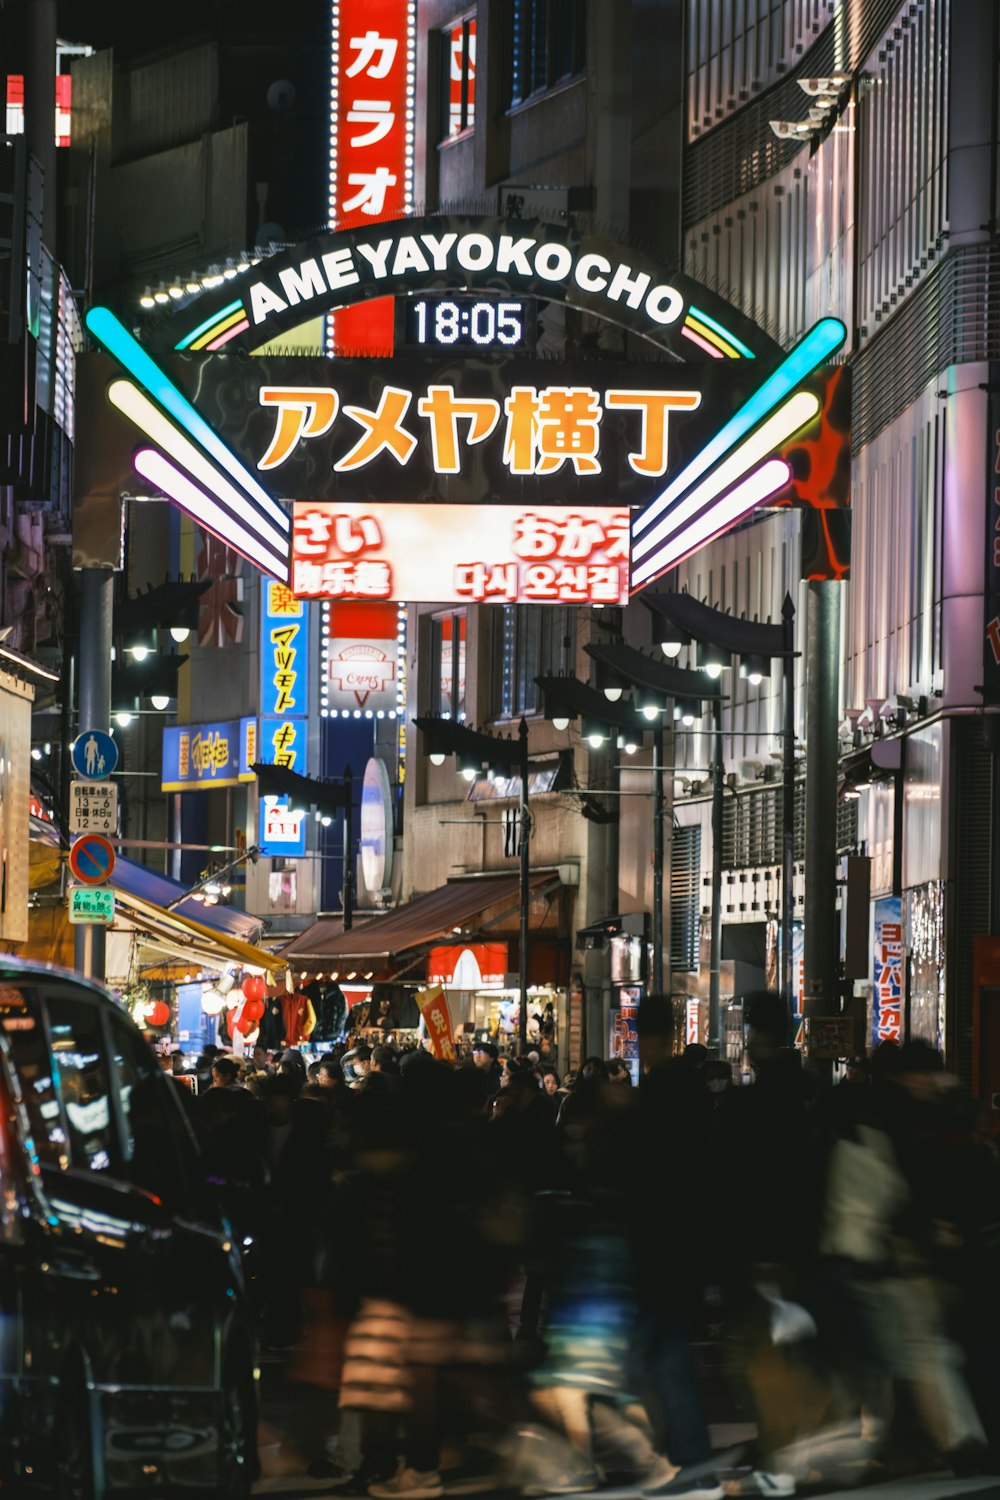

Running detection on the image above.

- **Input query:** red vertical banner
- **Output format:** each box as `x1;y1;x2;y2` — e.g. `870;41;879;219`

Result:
329;0;415;355
417;985;456;1062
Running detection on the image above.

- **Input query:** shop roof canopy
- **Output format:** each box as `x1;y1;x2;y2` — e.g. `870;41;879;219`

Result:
112;888;282;976
281;872;561;971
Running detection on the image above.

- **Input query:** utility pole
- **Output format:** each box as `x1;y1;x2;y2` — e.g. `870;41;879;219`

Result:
652;723;664;994
709;694;724;1053
781;594;796;1032
342;763;354;931
804;580;842;1017
73;567;114;981
519;716;530;1054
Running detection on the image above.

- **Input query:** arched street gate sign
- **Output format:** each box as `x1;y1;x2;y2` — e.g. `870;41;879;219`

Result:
78;214;850;597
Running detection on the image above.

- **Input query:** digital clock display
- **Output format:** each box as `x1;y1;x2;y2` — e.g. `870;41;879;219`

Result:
397;294;537;352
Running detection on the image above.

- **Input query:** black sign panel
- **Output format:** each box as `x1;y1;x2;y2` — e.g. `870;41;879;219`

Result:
175;353;776;507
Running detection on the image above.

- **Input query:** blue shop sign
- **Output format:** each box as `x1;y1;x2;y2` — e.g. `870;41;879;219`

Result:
260;579;310;718
258;796;307;857
162;716;258;792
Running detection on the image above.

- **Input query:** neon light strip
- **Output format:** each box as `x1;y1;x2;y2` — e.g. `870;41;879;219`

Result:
175;299;244;351
134;449;290;581
688;304;755;359
631;460;791;589
632;390;821;565
685;315;739;358
205;319;251;351
190;309;248;351
109;380;291;562
633;317;846;538
87;307;289;535
681;325;725;359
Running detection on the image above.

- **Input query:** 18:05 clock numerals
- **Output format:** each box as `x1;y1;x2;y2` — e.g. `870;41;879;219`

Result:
408;298;528;348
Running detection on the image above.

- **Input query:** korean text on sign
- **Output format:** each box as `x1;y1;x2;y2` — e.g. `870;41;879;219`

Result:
290;501;630;606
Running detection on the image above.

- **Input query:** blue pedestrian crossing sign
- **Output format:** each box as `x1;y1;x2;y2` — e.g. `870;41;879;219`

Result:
71;728;118;780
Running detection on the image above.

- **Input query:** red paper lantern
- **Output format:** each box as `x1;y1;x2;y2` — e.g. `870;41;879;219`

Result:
146;1000;171;1028
242;998;265;1024
241;974;267;1003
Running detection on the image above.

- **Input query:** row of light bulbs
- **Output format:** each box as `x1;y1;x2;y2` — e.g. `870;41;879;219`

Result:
138;261;262;309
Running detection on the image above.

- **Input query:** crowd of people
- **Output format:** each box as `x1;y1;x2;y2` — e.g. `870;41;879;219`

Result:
160;993;1000;1500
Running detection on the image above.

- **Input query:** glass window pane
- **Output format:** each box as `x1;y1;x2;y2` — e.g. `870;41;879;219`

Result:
46;994;114;1173
108;1018;197;1206
466;19;477;128
446;21;465;136
0;982;64;1169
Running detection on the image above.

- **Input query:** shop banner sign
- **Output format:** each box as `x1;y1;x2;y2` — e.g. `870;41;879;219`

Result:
323;601;400;716
260;578;310;718
329;0;415;352
610;998;639;1061
162;716;257;792
260;715;304;772
418;984;456;1062
426;943;508;988
873;895;904;1045
292;500;629;605
258;796;307;858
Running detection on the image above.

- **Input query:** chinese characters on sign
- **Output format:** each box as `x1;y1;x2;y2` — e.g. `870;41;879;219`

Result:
68;780;119;836
291;502;630;605
161;718;257;792
417;984;456;1063
330;0;414;351
68;886;115;925
873;895;904;1045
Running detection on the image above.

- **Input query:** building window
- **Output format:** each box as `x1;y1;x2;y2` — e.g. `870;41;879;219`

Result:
508;0;586;109
670;824;701;974
442;15;476;139
430;611;466;719
492;604;575;718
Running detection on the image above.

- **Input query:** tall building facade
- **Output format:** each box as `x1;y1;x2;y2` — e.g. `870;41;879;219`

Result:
405;0;1000;1083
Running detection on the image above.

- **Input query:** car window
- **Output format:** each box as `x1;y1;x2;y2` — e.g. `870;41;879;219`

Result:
0;982;66;1169
107;1016;198;1206
45;993;114;1173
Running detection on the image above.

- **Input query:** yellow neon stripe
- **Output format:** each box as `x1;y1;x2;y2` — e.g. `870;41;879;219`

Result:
190;309;247;350
686;314;740;358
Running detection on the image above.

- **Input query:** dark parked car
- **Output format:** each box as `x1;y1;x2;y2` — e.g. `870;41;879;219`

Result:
0;957;258;1496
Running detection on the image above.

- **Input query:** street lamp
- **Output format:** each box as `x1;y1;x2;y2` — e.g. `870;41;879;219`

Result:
415;715;531;1052
641;590;798;1040
580;642;723;1015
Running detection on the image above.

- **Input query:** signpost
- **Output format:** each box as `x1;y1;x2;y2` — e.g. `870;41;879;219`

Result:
68;887;115;925
68;834;117;887
71;728;118;780
69;780;119;835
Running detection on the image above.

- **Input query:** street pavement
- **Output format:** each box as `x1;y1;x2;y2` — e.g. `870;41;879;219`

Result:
251;1353;1000;1500
251;1472;1000;1498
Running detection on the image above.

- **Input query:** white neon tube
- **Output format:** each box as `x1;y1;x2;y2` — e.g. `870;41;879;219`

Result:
133;449;290;581
633;316;845;538
631;390;820;565
109;381;290;561
631;459;791;589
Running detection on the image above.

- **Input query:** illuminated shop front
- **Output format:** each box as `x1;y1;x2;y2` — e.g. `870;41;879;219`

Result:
426;943;561;1063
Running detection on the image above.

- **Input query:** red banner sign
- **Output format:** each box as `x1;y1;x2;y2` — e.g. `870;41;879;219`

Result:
330;0;414;353
293;501;629;605
417;984;456;1062
427;943;508;988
